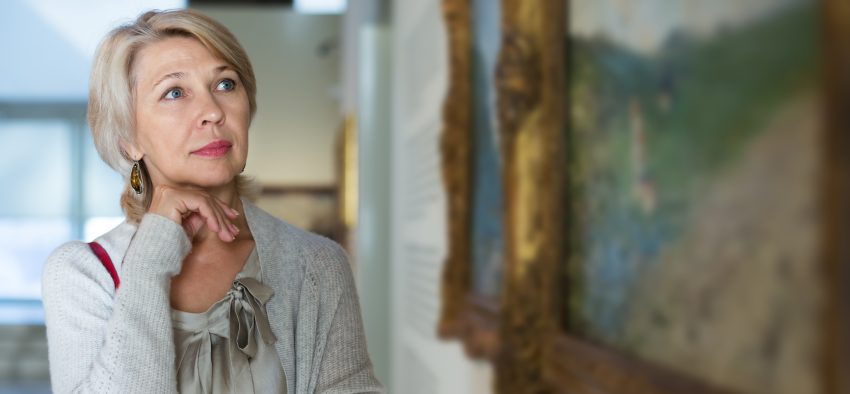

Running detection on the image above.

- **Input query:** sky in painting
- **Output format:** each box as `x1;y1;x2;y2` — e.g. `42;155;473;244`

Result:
570;0;804;54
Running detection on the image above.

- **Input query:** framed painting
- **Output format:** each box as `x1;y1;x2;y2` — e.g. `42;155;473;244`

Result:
554;1;847;393
557;1;842;393
439;0;850;393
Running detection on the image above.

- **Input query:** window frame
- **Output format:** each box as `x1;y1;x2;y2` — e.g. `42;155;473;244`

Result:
0;101;98;324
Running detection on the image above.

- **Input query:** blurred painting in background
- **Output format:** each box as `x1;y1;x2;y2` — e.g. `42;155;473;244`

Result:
565;0;822;393
255;186;339;241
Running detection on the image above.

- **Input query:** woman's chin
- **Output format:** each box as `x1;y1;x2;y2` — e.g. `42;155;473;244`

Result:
188;164;243;185
197;176;239;189
175;173;240;190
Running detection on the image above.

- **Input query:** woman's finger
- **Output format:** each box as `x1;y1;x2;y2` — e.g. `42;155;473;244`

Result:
182;212;206;239
215;198;239;220
206;196;236;242
200;198;236;242
209;197;239;238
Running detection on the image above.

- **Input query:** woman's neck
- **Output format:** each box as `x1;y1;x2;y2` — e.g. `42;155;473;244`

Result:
198;182;247;244
151;179;247;244
203;182;240;210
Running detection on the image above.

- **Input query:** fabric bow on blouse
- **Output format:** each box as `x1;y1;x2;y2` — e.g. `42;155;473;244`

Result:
172;276;283;394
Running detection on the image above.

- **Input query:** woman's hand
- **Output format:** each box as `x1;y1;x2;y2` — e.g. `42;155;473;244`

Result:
148;185;240;242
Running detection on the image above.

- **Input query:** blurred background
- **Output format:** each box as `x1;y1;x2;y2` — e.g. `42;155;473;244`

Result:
0;0;845;393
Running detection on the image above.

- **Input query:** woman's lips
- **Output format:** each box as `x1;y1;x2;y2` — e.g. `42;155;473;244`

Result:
191;140;232;157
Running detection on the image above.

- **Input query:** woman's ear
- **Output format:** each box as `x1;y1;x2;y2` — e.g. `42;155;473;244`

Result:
119;140;143;161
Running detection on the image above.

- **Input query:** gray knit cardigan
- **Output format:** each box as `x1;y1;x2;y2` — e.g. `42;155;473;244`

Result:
42;198;384;393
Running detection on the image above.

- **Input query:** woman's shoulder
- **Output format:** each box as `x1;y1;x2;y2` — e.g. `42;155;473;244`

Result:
245;202;352;283
44;240;95;269
42;241;112;302
245;199;340;250
274;222;353;292
41;221;135;297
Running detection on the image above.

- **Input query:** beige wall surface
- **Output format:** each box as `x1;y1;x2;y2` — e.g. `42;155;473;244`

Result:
196;6;341;186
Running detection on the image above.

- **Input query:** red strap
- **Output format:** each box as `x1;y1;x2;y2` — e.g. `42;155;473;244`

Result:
88;242;120;290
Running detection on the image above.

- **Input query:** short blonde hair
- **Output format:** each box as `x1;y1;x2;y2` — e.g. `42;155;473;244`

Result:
88;9;258;222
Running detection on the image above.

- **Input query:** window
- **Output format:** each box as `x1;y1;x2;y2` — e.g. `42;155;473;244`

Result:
0;104;124;324
0;0;186;325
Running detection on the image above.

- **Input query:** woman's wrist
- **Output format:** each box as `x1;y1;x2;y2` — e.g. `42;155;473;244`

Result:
124;213;192;277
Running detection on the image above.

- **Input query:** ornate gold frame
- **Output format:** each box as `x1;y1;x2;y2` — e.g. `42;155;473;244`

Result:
437;0;500;359
335;113;359;250
438;0;850;393
437;0;567;384
492;0;564;391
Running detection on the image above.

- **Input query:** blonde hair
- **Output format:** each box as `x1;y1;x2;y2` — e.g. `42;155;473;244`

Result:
88;9;258;223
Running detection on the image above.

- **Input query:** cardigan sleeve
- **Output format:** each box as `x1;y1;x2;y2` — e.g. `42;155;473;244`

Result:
313;242;385;394
42;214;191;394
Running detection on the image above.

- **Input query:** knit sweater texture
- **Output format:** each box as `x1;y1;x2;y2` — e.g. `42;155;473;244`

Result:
42;198;384;394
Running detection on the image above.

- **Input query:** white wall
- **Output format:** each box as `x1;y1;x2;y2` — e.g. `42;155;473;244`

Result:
196;6;341;186
0;0;184;102
342;1;494;391
341;0;393;386
389;1;494;393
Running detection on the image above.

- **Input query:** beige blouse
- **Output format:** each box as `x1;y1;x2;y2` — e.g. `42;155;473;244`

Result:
171;248;287;394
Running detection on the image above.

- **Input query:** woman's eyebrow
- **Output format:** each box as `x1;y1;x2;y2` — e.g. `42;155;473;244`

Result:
151;66;232;89
214;65;233;74
152;71;185;89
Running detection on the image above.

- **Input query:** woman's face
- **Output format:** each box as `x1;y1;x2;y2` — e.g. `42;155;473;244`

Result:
130;36;250;191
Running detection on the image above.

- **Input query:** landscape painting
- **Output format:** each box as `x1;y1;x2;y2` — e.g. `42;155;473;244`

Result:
565;1;823;393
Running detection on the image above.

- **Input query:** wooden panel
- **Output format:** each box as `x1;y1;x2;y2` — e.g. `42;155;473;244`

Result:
548;335;736;394
821;0;850;393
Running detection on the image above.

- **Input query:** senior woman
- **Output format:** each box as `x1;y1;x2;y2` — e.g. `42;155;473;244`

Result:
41;9;382;394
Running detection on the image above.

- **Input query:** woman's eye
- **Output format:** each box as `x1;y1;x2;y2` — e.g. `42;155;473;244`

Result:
216;79;236;91
163;88;183;100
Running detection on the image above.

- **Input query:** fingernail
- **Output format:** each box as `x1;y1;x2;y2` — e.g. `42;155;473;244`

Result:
231;207;240;215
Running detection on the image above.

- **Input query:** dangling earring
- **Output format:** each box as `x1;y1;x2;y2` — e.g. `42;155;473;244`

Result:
130;160;145;195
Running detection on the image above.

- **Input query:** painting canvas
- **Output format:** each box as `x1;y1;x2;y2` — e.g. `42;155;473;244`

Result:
470;0;505;299
565;1;823;393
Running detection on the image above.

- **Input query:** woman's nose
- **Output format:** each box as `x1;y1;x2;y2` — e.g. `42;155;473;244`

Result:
197;93;225;127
